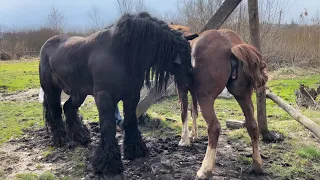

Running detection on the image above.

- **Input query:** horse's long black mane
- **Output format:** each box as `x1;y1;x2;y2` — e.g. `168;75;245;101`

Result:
110;12;191;90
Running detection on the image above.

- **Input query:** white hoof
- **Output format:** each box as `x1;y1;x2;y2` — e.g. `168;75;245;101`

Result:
178;138;191;146
189;130;198;140
196;168;213;179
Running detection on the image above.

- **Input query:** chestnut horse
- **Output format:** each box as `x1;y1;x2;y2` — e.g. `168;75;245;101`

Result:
170;24;268;179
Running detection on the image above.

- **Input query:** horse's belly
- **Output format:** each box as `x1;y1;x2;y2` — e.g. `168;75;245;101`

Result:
52;73;94;95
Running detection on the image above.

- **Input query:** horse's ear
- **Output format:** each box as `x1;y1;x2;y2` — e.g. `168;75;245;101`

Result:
170;22;174;25
183;33;199;41
174;54;181;64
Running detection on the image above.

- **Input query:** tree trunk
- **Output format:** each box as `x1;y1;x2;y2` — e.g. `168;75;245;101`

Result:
248;0;269;135
266;89;320;139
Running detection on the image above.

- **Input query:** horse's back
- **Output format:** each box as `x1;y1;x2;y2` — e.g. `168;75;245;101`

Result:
192;30;233;64
218;29;244;45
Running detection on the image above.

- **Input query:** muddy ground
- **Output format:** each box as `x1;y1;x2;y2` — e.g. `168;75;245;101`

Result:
0;118;276;180
0;89;306;180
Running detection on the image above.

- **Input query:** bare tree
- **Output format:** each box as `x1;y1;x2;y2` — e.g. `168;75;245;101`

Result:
88;6;103;30
134;0;149;12
177;0;223;32
0;24;4;50
116;0;133;14
46;6;66;32
116;0;150;15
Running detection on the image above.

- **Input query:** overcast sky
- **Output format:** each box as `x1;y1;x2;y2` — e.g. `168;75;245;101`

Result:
0;0;319;31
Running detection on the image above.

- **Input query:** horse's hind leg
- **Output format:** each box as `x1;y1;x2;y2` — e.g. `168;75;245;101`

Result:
122;92;148;160
227;84;263;173
177;85;190;146
189;90;198;140
43;87;67;146
196;96;221;178
63;94;90;145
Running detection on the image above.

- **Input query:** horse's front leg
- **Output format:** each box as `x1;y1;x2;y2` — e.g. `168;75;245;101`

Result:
91;90;123;174
123;92;148;160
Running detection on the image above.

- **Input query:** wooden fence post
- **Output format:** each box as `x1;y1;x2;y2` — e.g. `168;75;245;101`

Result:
248;0;269;135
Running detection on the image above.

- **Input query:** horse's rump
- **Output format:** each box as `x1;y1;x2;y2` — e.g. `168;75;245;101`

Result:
231;44;268;89
39;34;97;95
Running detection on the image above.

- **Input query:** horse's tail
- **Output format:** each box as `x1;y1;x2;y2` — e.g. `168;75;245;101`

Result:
231;44;268;89
42;93;49;132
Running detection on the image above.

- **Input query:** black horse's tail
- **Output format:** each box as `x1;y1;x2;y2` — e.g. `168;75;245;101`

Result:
39;36;59;132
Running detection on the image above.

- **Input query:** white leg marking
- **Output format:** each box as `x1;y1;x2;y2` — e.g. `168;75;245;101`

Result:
197;146;217;178
190;116;198;140
179;120;190;146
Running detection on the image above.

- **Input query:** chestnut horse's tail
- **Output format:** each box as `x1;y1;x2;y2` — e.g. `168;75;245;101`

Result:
231;44;268;89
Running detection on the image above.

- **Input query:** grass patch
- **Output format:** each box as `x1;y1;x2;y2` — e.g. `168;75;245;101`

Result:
15;173;38;180
42;146;55;158
0;169;5;178
297;146;320;160
269;163;305;179
227;128;251;145
0;59;39;92
237;155;252;165
36;164;44;170
37;171;55;180
0;102;43;145
14;171;55;180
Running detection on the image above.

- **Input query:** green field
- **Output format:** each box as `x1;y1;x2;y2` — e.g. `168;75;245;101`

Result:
0;59;320;179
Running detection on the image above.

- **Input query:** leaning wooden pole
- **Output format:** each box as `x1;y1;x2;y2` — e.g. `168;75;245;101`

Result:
248;0;269;135
200;0;243;32
136;77;175;118
266;89;320;139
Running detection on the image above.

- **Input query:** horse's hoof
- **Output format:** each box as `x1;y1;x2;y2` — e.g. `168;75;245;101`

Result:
123;130;148;160
188;131;194;138
68;123;91;145
92;158;124;175
250;165;265;175
91;140;123;174
51;130;68;147
196;168;213;180
189;131;198;141
178;138;191;146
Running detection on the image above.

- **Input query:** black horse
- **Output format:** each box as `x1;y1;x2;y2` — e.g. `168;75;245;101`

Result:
39;12;197;174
